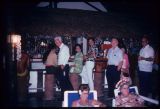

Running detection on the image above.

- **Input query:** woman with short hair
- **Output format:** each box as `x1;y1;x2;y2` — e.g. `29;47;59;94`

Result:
115;83;144;107
72;84;106;107
69;44;83;90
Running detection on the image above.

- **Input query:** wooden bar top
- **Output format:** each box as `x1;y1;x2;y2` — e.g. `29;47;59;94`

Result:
95;57;108;62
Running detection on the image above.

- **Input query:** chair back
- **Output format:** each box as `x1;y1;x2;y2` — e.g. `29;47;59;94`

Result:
63;90;97;107
114;86;139;97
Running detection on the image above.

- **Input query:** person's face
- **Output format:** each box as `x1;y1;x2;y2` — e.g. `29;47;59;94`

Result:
111;39;118;48
142;38;148;47
75;46;81;53
88;39;94;46
120;84;129;96
54;39;61;47
81;90;89;99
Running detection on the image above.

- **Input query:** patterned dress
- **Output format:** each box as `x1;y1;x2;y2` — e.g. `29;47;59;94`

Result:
70;52;83;74
115;93;144;107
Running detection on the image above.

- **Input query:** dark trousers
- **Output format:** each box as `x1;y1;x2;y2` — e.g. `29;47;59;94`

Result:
54;64;73;98
138;70;152;97
106;65;120;97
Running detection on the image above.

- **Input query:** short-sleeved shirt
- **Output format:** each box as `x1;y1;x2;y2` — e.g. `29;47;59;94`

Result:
87;44;98;60
107;46;123;66
138;44;154;72
58;43;70;66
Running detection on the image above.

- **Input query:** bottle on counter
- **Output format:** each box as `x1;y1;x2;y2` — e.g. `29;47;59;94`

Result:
103;49;107;58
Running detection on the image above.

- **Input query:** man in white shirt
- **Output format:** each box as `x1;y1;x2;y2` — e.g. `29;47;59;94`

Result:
106;38;123;97
54;36;73;98
138;36;154;97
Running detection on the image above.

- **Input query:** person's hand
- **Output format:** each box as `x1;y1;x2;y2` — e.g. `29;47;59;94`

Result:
92;100;106;107
117;66;121;71
91;100;100;106
138;56;145;60
92;52;96;58
61;65;64;69
69;56;75;60
71;64;76;67
83;55;88;60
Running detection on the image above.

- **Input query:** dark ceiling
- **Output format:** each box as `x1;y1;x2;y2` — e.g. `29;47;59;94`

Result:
1;0;158;16
1;0;158;13
1;0;159;28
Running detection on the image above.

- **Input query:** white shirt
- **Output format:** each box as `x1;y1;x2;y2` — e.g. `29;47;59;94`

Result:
107;46;123;66
138;44;154;72
58;43;70;66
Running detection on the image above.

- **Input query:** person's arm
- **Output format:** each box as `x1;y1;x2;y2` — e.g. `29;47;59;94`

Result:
139;56;154;61
69;55;75;61
92;51;96;58
91;100;106;107
139;48;154;62
136;95;144;106
117;61;123;71
93;47;98;59
125;54;130;69
121;54;130;73
106;49;110;67
115;80;123;89
115;96;122;107
117;50;123;71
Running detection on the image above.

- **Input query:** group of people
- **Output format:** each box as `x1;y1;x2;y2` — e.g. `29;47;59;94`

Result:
43;36;73;100
42;35;156;107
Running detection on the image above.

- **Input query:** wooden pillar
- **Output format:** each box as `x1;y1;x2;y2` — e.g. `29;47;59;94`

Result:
94;63;104;97
44;74;55;100
94;58;107;97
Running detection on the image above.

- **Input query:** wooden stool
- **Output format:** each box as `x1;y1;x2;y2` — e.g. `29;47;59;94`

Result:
44;74;55;100
94;58;107;97
69;73;81;90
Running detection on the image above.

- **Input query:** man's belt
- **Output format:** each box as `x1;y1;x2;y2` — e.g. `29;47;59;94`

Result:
86;58;94;62
108;65;118;67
